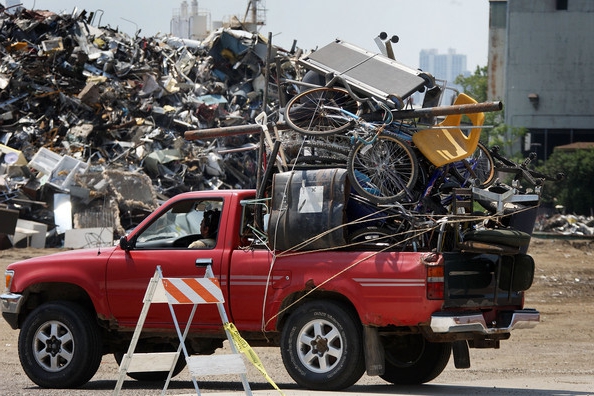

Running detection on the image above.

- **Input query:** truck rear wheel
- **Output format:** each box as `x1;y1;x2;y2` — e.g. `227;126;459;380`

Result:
380;334;451;384
18;301;102;388
280;300;365;390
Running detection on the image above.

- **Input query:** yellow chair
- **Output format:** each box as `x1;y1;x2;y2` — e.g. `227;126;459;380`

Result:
412;93;485;167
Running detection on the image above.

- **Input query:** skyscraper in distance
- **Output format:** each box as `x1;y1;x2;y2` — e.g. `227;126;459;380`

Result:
419;48;469;105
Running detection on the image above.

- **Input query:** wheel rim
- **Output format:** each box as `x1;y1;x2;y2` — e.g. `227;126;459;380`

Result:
471;147;494;186
454;143;495;188
286;87;358;135
351;137;416;202
297;318;344;374
32;320;74;372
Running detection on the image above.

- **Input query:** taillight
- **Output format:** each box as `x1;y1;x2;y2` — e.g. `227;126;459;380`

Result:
427;265;444;300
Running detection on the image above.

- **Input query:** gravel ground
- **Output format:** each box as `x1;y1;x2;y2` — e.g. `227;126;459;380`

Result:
1;238;593;395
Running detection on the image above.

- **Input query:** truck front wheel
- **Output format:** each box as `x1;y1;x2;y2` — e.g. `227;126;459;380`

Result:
280;300;365;390
18;301;102;388
380;334;451;384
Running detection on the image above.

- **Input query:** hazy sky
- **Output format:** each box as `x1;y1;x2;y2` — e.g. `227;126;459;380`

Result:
10;0;489;71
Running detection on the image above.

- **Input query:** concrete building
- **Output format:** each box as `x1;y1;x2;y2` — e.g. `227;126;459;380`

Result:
488;0;594;159
170;0;210;40
170;0;266;41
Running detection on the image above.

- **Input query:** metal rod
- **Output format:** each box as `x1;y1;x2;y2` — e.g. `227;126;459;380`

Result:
392;101;503;120
184;124;264;140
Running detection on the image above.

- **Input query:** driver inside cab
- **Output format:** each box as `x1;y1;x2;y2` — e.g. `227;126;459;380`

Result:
188;209;220;249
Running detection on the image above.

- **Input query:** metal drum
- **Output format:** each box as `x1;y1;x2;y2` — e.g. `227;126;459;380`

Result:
268;168;349;251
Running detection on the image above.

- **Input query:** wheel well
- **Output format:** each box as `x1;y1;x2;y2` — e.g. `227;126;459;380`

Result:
20;283;95;327
276;290;360;331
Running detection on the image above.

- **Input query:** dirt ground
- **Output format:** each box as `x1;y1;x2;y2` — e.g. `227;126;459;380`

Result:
1;237;593;395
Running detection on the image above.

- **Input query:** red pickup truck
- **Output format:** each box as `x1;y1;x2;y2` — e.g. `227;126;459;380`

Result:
1;188;539;390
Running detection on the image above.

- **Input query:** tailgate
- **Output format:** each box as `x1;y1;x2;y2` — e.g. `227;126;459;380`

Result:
443;252;535;308
428;251;539;337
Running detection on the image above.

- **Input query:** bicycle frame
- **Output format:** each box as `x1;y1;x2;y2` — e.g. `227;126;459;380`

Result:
284;86;495;207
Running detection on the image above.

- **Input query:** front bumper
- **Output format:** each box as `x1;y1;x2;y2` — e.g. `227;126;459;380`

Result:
1;292;24;329
430;309;540;334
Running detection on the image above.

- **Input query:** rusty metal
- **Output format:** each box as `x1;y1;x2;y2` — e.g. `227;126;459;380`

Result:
392;101;503;120
184;101;502;141
184;124;264;140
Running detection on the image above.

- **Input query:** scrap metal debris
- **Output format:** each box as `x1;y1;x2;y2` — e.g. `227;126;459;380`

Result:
0;5;564;250
0;5;300;248
536;214;594;236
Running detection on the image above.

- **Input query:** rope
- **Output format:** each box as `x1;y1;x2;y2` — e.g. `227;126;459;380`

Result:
258;204;537;333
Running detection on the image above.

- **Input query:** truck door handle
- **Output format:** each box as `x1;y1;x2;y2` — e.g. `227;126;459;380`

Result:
195;258;213;267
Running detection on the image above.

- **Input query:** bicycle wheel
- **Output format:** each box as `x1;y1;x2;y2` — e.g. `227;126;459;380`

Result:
348;132;419;204
284;87;359;136
452;142;495;188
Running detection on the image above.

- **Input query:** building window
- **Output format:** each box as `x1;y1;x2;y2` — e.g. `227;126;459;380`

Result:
556;0;568;10
490;1;507;29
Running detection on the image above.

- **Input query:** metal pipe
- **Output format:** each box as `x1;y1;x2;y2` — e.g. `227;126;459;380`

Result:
184;124;264;140
391;101;503;120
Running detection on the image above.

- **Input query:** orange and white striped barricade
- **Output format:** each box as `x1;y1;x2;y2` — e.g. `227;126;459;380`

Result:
114;259;252;396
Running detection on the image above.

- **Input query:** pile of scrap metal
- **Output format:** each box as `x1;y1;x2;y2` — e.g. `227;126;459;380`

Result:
0;7;559;251
0;5;300;249
536;213;594;236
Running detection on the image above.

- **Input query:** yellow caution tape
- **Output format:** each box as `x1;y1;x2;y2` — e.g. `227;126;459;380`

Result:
224;322;285;396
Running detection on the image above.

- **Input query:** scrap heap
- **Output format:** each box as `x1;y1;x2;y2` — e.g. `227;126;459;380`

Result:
0;6;561;250
0;6;299;247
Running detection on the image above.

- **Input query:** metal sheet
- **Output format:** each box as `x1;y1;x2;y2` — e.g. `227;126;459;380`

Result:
299;40;430;106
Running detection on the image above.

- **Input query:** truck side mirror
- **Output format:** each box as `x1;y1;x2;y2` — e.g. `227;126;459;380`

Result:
119;236;132;251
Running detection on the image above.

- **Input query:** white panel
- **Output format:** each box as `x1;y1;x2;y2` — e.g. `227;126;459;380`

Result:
127;352;179;373
12;219;47;248
64;227;113;249
53;193;72;233
64;227;113;248
187;355;246;376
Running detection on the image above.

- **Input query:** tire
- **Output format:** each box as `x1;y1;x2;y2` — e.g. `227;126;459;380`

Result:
284;87;359;136
113;343;187;381
280;300;365;390
380;334;451;385
348;132;418;204
347;226;394;250
18;301;102;388
452;142;495;188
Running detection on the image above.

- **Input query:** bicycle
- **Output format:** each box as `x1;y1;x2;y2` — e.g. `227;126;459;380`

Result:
409;141;495;214
284;86;420;203
282;34;502;204
283;86;496;207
